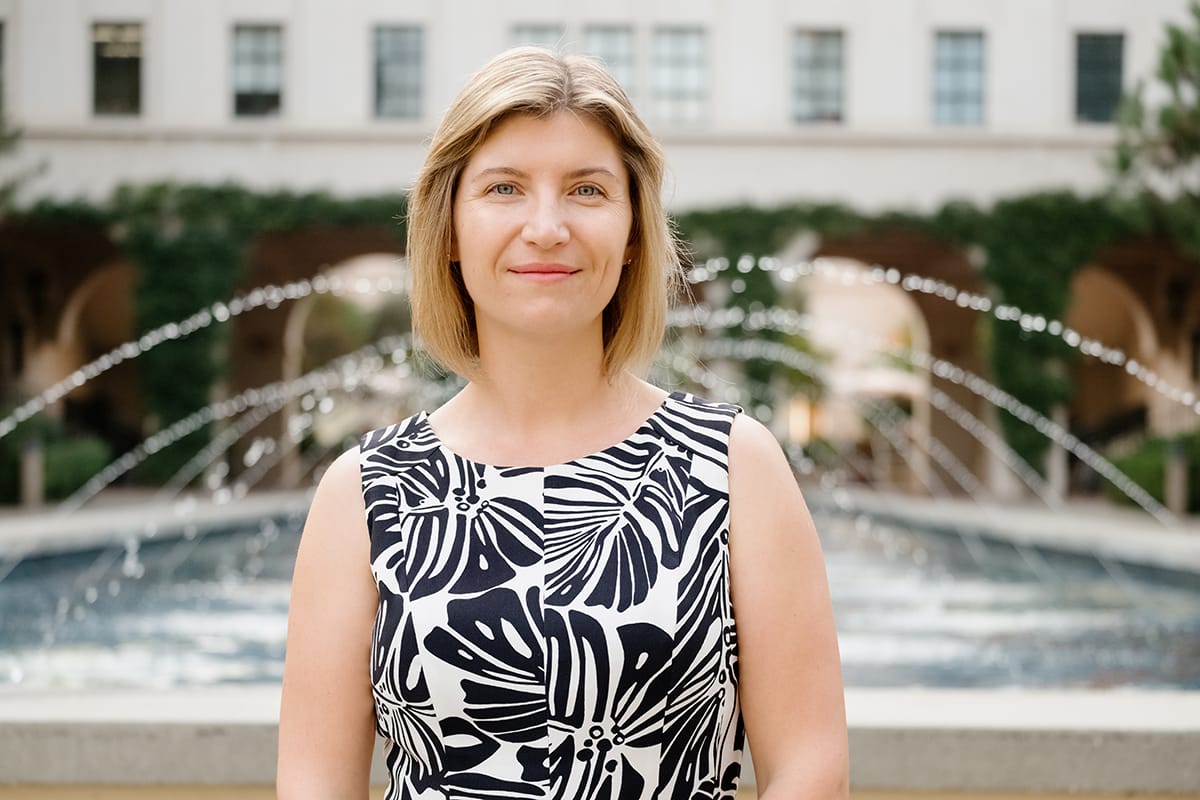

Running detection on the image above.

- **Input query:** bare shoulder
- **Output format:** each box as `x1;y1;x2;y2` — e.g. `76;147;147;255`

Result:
311;445;366;510
298;444;370;561
728;412;797;493
727;411;817;557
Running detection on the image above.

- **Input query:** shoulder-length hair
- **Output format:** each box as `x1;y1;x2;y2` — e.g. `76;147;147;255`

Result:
406;46;681;379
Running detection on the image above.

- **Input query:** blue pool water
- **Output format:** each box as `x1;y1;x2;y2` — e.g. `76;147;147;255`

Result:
0;505;1197;690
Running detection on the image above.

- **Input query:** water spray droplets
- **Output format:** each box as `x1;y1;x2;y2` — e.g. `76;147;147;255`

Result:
0;273;406;442
684;256;1187;417
668;307;1176;525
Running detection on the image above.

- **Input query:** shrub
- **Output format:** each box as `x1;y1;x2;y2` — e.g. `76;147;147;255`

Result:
1106;431;1200;512
43;436;112;501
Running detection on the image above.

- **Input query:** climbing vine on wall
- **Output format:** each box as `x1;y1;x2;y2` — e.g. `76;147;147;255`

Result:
676;192;1180;474
18;183;407;481
10;183;1191;484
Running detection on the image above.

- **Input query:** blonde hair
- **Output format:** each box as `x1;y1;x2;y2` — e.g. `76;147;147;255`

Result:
406;46;680;378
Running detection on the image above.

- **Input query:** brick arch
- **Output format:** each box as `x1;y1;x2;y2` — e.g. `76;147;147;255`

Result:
0;220;120;410
226;226;405;486
808;228;988;496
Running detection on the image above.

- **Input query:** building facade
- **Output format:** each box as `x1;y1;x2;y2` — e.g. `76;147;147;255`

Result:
2;0;1199;505
1;0;1192;211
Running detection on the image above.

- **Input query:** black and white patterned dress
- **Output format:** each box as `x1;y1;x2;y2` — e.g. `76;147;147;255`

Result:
359;391;744;800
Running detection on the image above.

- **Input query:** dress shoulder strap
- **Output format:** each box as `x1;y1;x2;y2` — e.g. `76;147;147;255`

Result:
653;392;743;467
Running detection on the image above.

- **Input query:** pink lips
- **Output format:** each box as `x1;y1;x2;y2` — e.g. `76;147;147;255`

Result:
509;263;579;283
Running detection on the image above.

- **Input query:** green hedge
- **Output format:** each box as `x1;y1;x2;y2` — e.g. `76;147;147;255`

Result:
7;184;1193;486
0;411;111;503
43;436;112;500
1107;432;1200;513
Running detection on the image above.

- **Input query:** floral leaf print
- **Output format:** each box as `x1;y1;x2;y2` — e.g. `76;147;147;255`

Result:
545;441;691;611
403;460;542;600
425;586;547;744
360;393;746;799
370;594;444;792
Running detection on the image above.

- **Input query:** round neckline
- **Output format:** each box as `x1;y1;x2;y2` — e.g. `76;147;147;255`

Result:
416;390;685;470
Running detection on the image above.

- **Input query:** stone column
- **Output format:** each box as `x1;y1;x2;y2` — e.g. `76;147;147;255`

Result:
1165;437;1189;516
1045;405;1069;499
20;436;45;508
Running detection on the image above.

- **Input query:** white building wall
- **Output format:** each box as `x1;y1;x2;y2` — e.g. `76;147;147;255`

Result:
0;0;1193;211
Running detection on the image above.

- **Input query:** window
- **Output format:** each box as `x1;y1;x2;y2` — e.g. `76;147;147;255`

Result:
374;26;422;119
933;31;985;126
511;24;564;49
793;30;844;123
233;25;283;117
584;26;635;96
653;27;706;125
93;22;142;115
1076;33;1124;123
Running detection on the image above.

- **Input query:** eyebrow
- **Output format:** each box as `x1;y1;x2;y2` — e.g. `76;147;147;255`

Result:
468;166;621;183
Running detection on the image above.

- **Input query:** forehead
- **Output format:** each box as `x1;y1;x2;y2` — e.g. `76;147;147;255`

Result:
464;112;626;175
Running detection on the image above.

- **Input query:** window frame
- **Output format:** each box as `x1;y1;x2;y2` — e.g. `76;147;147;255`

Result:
91;20;144;117
652;26;708;127
583;24;636;99
932;29;986;127
792;28;845;124
1074;31;1125;124
231;23;285;119
510;23;566;50
373;24;423;121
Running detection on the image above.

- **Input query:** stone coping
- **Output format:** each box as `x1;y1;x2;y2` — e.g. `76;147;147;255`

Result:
1;686;1198;793
0;490;312;561
808;487;1200;575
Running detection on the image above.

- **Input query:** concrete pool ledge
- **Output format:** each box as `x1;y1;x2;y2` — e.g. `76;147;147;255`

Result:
1;686;1198;793
811;487;1200;575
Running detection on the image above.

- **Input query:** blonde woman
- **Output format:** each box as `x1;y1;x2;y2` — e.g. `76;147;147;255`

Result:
277;46;848;799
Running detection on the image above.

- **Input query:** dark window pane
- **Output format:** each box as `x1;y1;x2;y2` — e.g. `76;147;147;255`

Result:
1076;33;1123;122
93;23;142;115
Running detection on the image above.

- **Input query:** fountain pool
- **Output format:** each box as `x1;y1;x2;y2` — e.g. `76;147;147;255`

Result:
1;496;1197;692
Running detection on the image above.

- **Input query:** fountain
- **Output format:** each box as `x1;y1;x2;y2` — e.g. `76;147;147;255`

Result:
1;260;1198;794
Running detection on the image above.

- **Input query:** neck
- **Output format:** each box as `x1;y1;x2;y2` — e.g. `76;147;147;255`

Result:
427;321;663;466
468;323;623;427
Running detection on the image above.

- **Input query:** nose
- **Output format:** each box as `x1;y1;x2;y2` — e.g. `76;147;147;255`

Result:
521;196;570;250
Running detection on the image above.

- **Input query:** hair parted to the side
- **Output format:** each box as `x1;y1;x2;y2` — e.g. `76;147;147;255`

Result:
406;45;681;379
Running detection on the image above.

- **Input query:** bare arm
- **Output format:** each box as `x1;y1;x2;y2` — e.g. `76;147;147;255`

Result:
727;415;849;799
277;446;379;798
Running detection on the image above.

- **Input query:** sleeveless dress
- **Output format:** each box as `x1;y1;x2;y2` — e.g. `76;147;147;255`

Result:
358;391;744;800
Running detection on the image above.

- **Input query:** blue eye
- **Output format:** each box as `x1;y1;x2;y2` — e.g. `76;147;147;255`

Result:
491;183;516;195
575;184;601;197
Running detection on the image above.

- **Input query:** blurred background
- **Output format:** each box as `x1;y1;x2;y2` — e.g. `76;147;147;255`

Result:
4;0;1200;509
1;1;1200;794
0;0;1200;700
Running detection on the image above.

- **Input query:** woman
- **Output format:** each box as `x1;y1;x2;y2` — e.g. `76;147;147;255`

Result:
277;46;848;799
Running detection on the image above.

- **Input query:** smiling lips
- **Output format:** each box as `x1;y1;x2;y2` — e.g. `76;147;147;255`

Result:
509;263;580;283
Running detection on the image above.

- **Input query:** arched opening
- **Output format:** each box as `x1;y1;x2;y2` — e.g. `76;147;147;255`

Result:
803;257;933;492
276;254;412;486
1065;266;1157;492
47;261;142;456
